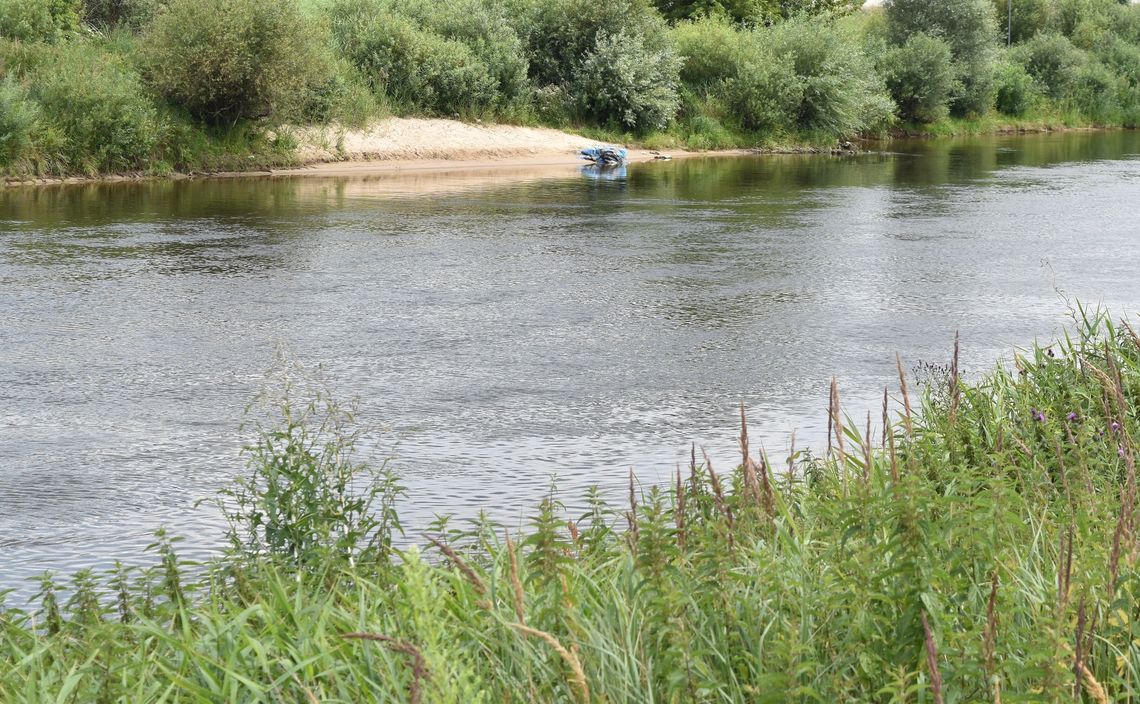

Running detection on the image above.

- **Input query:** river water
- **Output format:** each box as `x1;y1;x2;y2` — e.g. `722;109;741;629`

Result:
2;132;1139;590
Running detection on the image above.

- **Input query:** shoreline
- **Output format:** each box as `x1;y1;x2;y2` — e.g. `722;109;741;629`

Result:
0;116;1128;191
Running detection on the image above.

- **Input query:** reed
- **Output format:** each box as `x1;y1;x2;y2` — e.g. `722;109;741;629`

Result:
3;306;1140;702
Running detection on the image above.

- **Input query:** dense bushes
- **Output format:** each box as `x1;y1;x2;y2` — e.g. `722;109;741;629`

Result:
573;30;681;129
882;33;958;123
0;0;81;43
141;0;332;124
993;58;1039;115
32;44;159;172
1;0;1140;177
0;77;37;166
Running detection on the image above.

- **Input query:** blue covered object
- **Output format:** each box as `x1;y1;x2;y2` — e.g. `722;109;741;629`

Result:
579;145;627;166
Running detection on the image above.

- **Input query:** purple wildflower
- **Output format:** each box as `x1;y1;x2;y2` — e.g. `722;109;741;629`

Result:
1120;445;1127;458
1112;421;1121;433
1066;411;1078;423
1031;408;1046;423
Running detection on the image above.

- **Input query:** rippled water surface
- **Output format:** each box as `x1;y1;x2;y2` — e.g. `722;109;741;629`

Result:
2;132;1140;589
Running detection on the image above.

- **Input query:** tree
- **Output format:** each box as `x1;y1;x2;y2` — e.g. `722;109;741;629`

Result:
886;0;1000;115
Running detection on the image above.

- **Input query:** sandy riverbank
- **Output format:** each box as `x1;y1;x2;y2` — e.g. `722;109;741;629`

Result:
279;117;749;178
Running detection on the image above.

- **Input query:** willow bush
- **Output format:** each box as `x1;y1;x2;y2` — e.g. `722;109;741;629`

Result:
141;0;333;125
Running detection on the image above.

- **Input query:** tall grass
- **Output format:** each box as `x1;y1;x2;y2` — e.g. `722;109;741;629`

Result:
4;306;1140;700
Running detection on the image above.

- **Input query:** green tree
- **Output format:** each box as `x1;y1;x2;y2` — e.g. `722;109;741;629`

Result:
141;0;333;124
887;0;1000;116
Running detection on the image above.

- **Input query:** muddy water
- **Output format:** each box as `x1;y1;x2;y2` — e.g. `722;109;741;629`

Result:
2;131;1139;590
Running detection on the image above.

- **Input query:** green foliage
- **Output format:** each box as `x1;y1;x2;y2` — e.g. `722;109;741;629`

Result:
0;75;37;165
887;0;999;62
671;15;751;94
31;43;159;173
329;0;529;117
882;32;957;123
1011;31;1087;100
82;0;164;31
653;0;863;23
218;366;405;567
886;0;998;116
572;30;681;130
141;0;333;124
727;47;802;131
5;308;1140;701
993;57;1038;115
766;17;894;137
523;0;673;89
653;0;778;23
0;0;81;43
330;2;501;117
993;0;1053;43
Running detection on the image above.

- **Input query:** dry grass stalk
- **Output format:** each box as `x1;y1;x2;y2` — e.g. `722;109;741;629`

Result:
739;405;764;504
1109;484;1131;600
862;411;873;489
505;529;526;625
983;573;998;687
758;448;776;523
628;468;639;553
291;675;320;704
896;353;914;437
787;431;797;485
702;448;735;544
949;330;960;424
1074;596;1087;700
1122;319;1140;352
881;387;889;449
675;465;686;551
427;535;487;597
1058;525;1073;613
1079;662;1109;704
343;633;429;704
510;623;590;704
922;612;944;704
830;378;847;496
888;423;900;484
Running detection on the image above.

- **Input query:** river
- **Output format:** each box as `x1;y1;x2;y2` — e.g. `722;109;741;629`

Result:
2;131;1139;590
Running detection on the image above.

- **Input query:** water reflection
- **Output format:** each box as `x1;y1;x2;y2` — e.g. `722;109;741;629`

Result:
1;130;1139;592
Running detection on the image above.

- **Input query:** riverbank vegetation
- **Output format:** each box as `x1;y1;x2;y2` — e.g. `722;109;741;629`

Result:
4;306;1140;700
0;0;1139;177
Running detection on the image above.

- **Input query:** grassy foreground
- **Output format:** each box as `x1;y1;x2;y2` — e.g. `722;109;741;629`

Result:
5;306;1140;702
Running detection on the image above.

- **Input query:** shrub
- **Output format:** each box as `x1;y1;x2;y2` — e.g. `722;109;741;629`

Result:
887;0;998;61
142;0;333;124
727;49;802;132
389;0;531;108
881;32;957;123
671;15;754;94
572;29;681;130
954;58;996;116
83;0;165;31
0;0;81;42
523;0;673;89
0;75;38;165
993;59;1038;115
1011;32;1087;100
1096;35;1140;87
1071;60;1123;121
766;17;894;137
992;0;1052;43
330;6;499;116
32;44;160;172
887;0;998;116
